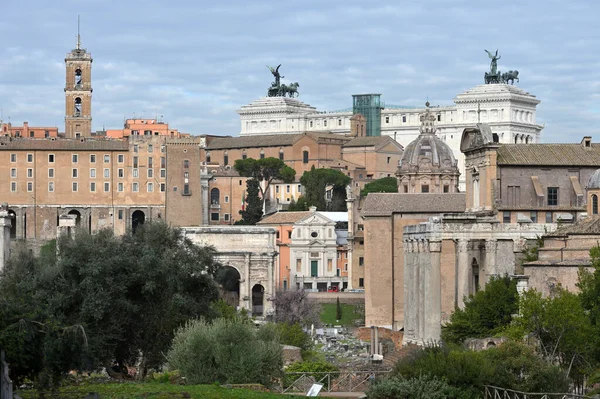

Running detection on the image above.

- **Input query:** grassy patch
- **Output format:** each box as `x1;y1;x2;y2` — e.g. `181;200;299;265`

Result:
320;303;363;326
15;382;288;399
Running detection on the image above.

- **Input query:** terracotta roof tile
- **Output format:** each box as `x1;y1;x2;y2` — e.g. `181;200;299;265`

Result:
548;215;600;236
257;211;311;225
497;144;600;166
206;132;350;150
343;136;393;148
362;193;466;217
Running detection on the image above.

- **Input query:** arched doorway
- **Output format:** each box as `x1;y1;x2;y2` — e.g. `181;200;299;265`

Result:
252;284;265;316
8;209;16;239
132;210;145;233
68;210;81;228
215;266;241;308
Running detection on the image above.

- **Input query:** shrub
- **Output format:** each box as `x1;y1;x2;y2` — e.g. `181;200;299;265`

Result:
285;361;338;389
367;375;450;399
276;323;312;352
167;317;282;386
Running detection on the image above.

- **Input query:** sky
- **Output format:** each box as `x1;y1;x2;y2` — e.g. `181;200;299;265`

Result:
0;0;598;142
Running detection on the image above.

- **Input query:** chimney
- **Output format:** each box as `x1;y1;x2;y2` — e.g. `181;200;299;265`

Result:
582;136;592;149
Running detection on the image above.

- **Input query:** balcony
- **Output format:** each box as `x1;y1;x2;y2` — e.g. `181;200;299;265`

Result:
210;202;221;209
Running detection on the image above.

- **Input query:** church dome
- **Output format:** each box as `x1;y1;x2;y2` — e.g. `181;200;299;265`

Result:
587;169;600;189
399;103;457;171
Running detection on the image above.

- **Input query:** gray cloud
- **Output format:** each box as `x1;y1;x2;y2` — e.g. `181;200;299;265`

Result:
0;0;598;142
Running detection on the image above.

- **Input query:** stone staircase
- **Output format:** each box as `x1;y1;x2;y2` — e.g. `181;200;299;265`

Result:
382;344;420;369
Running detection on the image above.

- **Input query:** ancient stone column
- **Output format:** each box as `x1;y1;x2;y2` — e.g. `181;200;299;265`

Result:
403;240;415;343
483;239;497;286
425;240;442;343
456;239;469;309
57;214;77;239
200;168;211;226
0;209;12;272
243;253;251;312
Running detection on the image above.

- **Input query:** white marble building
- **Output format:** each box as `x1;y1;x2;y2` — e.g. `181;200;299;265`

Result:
237;83;543;189
289;208;348;291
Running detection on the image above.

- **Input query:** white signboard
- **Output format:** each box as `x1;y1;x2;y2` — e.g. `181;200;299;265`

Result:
306;383;323;397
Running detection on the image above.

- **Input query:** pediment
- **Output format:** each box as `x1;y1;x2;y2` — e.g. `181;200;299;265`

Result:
297;213;332;225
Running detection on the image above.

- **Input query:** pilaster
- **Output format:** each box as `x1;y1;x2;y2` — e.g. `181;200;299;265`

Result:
456;238;469;309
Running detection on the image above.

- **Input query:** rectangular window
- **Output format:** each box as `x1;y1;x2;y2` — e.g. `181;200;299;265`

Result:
72;154;78;163
161;145;166;153
211;212;219;221
118;210;123;220
530;211;537;223
503;211;511;223
296;259;302;273
359;256;364;266
286;185;290;193
104;182;110;192
72;168;78;178
90;154;96;163
224;213;230;222
10;154;16;163
242;154;247;160
421;184;429;193
344;263;348;271
359;278;364;288
443;184;449;193
133;156;138;168
48;154;55;163
118;182;124;192
90;182;96;192
279;152;284;161
260;153;265;159
183;184;190;195
27;153;33;163
27;182;33;192
276;186;279;193
118;168;124;178
160;168;166;178
10;182;16;192
224;155;229;165
48;168;54;178
90;168;96;178
546;211;553;223
48;182;54;192
547;187;558;206
133;169;139;178
148;144;153;153
160;157;166;168
104;168;110;178
147;168;153;178
148;157;153;167
160;183;166;192
385;116;389;123
27;168;33;178
132;182;139;192
104;154;110;163
72;182;78;192
183;160;189;168
133;144;139;153
402;115;407;123
147;182;154;192
298;185;302;193
10;168;16;178
303;151;309;164
117;154;124;163
225;196;229;203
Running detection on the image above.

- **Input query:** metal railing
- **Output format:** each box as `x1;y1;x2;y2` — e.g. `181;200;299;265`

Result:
484;385;594;399
280;370;390;394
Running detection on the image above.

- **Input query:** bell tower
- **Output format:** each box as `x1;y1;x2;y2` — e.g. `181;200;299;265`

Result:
64;17;92;138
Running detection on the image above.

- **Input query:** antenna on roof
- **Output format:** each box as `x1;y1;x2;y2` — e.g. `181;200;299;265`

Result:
76;15;81;50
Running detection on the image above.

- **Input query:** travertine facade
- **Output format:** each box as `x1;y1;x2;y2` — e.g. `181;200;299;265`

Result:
182;226;277;317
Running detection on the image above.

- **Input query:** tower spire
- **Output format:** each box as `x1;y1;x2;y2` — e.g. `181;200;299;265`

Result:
76;15;81;50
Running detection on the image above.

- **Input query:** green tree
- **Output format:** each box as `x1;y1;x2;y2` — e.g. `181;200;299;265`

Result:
0;222;221;385
506;288;594;382
234;157;296;211
236;178;263;225
336;297;343;321
360;176;398;197
298;166;351;211
441;275;519;344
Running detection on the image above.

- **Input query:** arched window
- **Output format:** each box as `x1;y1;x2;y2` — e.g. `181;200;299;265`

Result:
260;149;265;159
224;151;229;166
593;194;598;215
211;188;220;205
75;68;82;86
74;97;82;116
279;148;284;161
302;150;309;164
